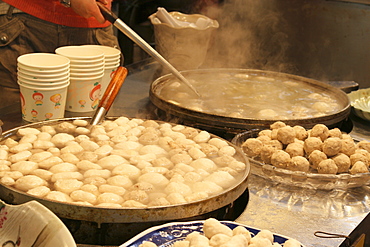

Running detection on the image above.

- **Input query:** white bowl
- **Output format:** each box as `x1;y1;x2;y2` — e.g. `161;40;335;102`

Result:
347;88;370;121
0;199;76;247
121;220;304;247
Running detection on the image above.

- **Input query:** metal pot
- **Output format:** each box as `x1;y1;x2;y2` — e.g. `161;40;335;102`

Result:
149;68;352;137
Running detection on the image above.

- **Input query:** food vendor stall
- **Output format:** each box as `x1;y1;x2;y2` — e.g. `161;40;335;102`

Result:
0;59;370;246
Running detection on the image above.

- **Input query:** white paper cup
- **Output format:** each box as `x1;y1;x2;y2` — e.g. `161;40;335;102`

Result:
70;71;104;78
18;77;69;88
104;61;120;68
55;46;105;61
17;73;69;83
18;63;69;75
81;45;121;59
70;61;105;69
17;53;70;70
100;66;119;94
17;70;69;80
18;81;69;122
66;75;103;112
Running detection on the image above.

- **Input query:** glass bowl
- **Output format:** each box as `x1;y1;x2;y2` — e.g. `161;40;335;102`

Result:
232;130;370;190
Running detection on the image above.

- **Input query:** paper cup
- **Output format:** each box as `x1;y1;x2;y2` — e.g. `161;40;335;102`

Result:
17;53;70;70
18;71;69;82
18;82;69;122
81;45;121;59
18;77;69;88
55;46;105;61
70;71;104;78
18;73;69;84
18;69;69;79
70;61;105;69
18;64;69;75
66;75;103;112
100;66;119;94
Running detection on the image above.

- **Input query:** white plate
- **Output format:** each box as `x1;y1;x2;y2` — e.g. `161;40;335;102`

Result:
121;220;304;247
0;199;76;247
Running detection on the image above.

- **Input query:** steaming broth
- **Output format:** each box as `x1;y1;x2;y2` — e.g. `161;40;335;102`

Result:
158;72;342;120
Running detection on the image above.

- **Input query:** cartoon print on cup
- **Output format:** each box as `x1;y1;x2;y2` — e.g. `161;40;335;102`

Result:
89;82;101;110
50;93;62;109
45;113;53;120
32;92;44;106
79;100;86;108
31;109;38;119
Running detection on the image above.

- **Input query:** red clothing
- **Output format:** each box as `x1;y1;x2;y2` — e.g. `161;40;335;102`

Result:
2;0;112;28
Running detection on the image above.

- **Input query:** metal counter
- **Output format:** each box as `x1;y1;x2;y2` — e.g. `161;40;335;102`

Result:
0;60;369;247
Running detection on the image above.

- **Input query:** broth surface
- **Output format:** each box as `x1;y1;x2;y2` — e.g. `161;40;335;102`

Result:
157;71;342;120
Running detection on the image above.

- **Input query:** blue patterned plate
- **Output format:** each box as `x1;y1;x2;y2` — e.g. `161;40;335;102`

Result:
120;220;304;247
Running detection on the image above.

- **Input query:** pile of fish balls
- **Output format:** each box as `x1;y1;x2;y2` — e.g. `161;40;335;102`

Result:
241;121;370;174
0;117;247;208
138;218;301;247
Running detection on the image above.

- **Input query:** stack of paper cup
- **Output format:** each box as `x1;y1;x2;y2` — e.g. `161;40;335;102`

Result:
17;53;70;122
55;46;105;113
82;45;121;93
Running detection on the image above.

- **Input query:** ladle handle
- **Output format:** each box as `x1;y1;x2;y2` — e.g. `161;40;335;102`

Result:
90;66;128;126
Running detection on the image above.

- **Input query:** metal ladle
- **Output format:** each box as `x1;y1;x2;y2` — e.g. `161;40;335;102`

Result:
97;3;200;97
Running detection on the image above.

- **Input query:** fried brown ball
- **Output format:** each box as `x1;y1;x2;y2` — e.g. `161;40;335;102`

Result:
357;141;370;153
271;129;279;140
328;128;342;139
260;145;277;164
293;125;308;141
308;150;327;169
256;135;271;144
349;161;369;174
270;150;291;169
288;156;310;172
350;153;369;167
276;126;296;145
241;138;263;157
317;159;338;174
322;137;342;157
332;153;351;173
355;149;370;161
340;138;356;157
258;129;272;139
310;124;330;141
285;142;305;157
266;140;283;150
303;137;323;155
270;121;286;129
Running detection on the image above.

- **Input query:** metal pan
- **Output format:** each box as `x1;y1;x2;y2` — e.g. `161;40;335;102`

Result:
0;116;250;224
149;68;352;135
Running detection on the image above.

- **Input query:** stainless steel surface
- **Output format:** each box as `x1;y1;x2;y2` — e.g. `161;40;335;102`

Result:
1;59;370;246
